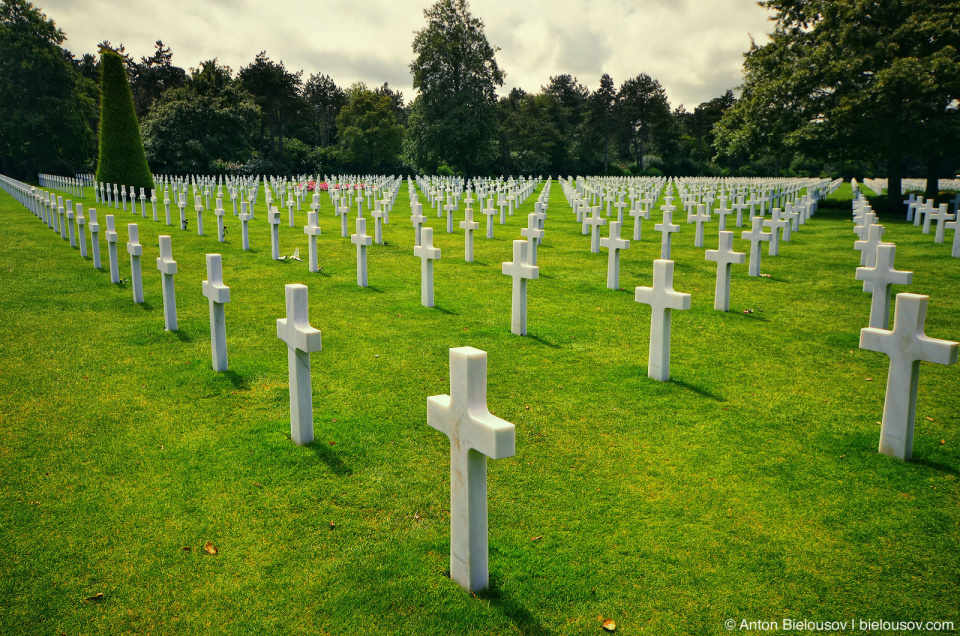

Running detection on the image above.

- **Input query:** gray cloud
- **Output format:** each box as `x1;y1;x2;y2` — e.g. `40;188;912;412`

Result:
41;0;771;108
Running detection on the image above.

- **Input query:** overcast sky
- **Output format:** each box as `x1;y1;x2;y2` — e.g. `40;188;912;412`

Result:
42;0;773;110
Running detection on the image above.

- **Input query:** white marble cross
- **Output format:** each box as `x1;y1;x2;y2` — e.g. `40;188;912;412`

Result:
586;206;607;254
215;201;226;243
127;223;144;304
76;204;87;258
635;259;691;381
856;243;912;329
66;204;77;247
854;223;886;268
372;204;385;245
414;226;441;307
599;220;630;290
269;207;282;260
444;198;457;233
287;197;296;228
427;346;515;592
946;217;960;258
655;206;680;260
202;254;231;372
239;201;251;251
337;200;350;238
411;202;426;247
629;198;650;241
931;204;955;244
716;201;733;232
351;217;373;287
302;210;321;272
689;204;710;248
763;208;789;256
277;284;323;445
705;230;745;311
860;293;958;460
520;212;544;265
88;208;102;270
482;201;497;239
105;214;120;283
195;195;205;236
741;216;772;276
460;207;480;262
502;240;538;335
156;235;178;331
177;195;187;230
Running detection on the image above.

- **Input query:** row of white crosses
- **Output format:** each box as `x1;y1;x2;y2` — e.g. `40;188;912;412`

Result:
851;198;959;461
902;193;960;257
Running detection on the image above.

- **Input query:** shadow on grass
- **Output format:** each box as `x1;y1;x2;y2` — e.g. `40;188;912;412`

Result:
525;333;559;349
139;301;155;311
477;576;549;636
220;369;250;391
364;285;386;294
672;378;724;401
733;311;770;322
432;304;459;315
309;441;353;476
169;328;192;342
911;457;960;476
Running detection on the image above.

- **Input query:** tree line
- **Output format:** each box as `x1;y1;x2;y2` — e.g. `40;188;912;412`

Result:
1;0;957;193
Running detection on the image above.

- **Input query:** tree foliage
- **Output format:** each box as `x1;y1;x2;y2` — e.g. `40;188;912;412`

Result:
96;47;153;189
0;0;95;178
238;52;305;169
715;0;960;205
409;0;504;175
303;73;346;147
141;60;259;175
336;83;403;173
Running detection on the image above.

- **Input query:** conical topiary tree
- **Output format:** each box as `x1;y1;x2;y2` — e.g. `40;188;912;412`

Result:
95;47;154;190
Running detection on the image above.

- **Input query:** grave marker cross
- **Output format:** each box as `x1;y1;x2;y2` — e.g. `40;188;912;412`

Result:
277;284;323;446
427;346;516;593
860;293;958;460
634;259;691;381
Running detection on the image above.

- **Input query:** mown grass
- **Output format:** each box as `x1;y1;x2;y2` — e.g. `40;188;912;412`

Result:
0;179;957;635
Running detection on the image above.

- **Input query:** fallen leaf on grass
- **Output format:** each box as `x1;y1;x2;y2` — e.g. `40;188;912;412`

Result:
85;593;104;602
329;521;336;531
203;541;218;555
253;482;263;488
413;512;422;522
530;536;542;541
941;440;946;445
865;378;873;381
925;416;934;422
181;546;191;552
602;618;617;631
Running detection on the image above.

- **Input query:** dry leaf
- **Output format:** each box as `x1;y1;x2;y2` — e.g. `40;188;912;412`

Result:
329;521;336;530
531;536;542;541
941;440;946;445
413;512;422;522
865;377;873;381
85;592;104;602
925;416;934;422
203;541;218;555
602;618;617;631
181;546;191;552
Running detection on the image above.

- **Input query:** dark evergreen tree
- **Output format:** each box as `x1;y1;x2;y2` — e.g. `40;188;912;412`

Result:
95;47;153;189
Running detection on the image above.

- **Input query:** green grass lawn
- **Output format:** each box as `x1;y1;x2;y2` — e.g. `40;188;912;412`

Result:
1;179;958;635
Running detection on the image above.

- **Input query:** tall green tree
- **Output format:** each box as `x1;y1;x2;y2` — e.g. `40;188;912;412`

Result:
0;0;95;178
616;74;672;170
303;73;346;147
543;74;589;174
238;52;305;170
496;88;562;175
586;73;617;173
715;0;960;208
336;83;403;174
129;40;186;119
141;60;259;174
409;0;504;175
96;47;153;189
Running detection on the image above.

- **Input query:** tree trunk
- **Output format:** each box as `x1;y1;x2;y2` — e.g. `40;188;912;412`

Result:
886;149;902;212
924;153;940;201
